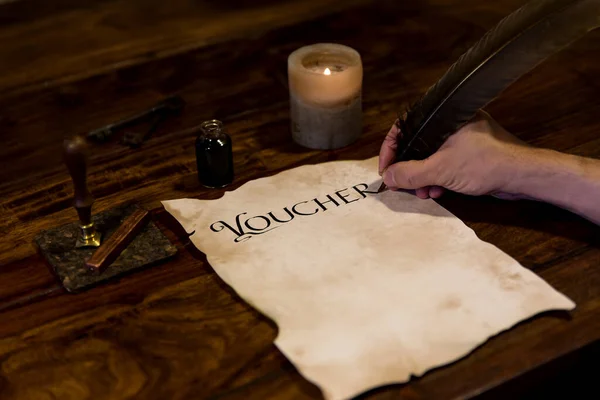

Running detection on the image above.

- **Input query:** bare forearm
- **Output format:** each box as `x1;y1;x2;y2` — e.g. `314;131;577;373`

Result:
510;148;600;224
379;112;600;226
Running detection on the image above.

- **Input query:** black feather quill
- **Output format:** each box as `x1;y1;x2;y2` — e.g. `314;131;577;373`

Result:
395;0;600;163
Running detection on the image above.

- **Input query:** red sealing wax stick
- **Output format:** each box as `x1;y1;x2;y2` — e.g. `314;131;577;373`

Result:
85;208;150;274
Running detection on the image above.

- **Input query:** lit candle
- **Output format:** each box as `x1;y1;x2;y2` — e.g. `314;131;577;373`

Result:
288;43;363;149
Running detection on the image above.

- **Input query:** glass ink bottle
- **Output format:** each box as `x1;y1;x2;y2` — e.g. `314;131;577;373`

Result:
195;119;234;188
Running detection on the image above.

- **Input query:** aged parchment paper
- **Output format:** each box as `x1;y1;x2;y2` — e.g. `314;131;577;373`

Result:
162;157;574;400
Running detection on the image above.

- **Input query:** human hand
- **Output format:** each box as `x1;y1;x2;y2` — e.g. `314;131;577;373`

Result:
378;110;534;199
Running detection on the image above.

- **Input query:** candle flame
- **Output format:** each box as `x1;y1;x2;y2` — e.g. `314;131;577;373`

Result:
324;67;331;76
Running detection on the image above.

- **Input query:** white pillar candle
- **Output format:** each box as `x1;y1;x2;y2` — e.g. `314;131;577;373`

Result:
288;43;363;149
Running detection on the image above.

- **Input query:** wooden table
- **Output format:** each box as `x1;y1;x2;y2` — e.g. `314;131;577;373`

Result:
1;0;599;398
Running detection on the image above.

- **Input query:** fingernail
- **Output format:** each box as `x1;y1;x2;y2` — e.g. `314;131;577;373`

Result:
383;168;396;187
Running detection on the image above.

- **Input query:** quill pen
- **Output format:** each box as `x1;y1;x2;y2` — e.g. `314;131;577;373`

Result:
394;0;600;164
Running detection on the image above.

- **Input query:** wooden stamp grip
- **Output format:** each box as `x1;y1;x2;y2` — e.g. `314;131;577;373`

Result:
63;135;94;226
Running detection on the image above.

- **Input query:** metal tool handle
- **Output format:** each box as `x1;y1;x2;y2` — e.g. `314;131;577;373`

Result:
87;95;185;143
63;135;94;226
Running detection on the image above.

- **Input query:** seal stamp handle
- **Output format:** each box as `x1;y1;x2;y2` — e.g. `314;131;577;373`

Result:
63;135;102;248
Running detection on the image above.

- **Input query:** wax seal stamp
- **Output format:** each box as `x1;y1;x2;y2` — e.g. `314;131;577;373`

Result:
34;136;177;292
63;135;102;248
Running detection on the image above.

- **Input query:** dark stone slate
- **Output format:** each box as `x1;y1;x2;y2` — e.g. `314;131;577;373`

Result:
34;204;178;293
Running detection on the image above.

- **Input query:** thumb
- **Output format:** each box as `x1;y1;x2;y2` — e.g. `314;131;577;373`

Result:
383;157;440;189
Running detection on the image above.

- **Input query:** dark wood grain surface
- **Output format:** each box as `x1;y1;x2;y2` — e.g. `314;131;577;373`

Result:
1;0;599;399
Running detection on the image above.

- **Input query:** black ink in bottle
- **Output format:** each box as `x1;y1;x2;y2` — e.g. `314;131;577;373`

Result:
195;119;234;188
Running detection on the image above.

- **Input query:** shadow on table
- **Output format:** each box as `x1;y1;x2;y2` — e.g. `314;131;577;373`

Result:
436;191;600;247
